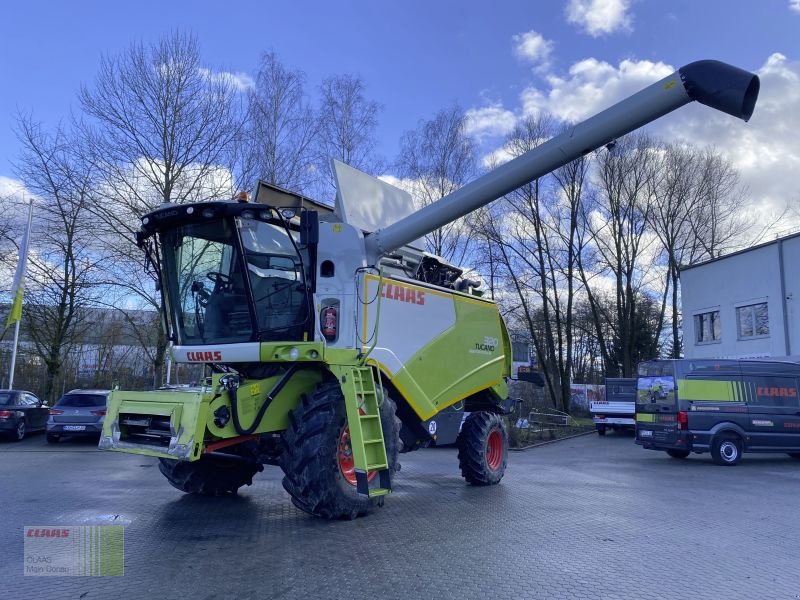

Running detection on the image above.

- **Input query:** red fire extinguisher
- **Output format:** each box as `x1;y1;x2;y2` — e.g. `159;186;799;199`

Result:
321;305;338;341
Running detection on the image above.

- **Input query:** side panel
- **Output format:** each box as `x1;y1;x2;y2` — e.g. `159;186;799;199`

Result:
361;274;508;420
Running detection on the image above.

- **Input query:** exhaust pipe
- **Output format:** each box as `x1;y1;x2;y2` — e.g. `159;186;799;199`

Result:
366;60;759;260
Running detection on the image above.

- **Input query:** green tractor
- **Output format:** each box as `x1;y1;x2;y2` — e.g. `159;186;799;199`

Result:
101;60;759;518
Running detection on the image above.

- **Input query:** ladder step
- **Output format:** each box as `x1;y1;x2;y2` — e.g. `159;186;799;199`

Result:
368;488;390;498
359;414;380;420
367;463;388;470
363;438;384;444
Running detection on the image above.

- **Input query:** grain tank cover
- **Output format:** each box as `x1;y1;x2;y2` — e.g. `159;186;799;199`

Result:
333;160;417;233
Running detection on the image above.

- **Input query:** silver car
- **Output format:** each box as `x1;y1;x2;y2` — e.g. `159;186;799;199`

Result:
46;389;110;443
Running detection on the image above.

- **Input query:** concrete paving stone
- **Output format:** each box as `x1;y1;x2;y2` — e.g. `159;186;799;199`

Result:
2;432;800;599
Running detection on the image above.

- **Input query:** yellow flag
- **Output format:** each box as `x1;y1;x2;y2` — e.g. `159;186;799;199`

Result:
6;202;33;328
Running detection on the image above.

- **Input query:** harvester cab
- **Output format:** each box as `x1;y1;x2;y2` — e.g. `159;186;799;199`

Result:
102;59;759;519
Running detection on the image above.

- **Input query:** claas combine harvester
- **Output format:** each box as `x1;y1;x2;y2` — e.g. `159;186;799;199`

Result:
101;60;759;519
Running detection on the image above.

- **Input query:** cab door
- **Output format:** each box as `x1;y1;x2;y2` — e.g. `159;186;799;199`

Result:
741;369;800;450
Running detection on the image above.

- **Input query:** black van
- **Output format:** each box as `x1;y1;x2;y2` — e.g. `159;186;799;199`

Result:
635;359;800;465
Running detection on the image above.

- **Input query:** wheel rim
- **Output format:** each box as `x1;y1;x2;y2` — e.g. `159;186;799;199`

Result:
337;424;378;486
17;422;25;439
721;441;738;461
486;429;503;471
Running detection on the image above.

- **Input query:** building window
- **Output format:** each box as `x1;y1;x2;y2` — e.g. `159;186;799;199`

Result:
694;310;721;344
737;302;769;339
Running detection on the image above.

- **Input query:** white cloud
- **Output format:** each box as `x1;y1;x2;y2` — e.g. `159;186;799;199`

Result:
505;52;800;242
520;57;673;122
198;68;255;92
464;104;517;141
512;30;553;67
481;145;516;169
0;176;29;202
565;0;633;36
790;0;800;13
661;53;800;229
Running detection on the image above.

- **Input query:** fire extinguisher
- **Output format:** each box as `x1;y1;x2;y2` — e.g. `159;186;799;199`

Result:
321;305;338;341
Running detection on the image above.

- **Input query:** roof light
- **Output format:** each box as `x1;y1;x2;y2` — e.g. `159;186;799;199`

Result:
235;191;250;203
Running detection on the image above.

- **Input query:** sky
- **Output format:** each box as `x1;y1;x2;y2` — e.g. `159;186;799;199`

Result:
0;0;798;230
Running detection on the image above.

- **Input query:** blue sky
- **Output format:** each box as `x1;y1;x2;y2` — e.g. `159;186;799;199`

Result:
1;0;798;218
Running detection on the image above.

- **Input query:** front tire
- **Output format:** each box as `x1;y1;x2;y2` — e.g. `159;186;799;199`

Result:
279;380;400;519
711;435;742;466
14;420;26;441
158;454;263;496
457;412;508;485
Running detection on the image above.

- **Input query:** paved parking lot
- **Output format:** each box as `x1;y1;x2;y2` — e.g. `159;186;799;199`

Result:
3;431;800;600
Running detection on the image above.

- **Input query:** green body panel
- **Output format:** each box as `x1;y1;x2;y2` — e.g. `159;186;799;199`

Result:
676;378;739;402
390;295;508;420
101;388;208;461
259;341;326;362
101;369;323;461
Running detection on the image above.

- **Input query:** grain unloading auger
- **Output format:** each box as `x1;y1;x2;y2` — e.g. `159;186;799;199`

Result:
101;60;758;519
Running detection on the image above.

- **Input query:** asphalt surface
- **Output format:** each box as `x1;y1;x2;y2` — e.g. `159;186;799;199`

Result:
2;431;800;600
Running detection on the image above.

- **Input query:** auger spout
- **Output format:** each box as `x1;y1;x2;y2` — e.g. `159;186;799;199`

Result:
365;60;759;260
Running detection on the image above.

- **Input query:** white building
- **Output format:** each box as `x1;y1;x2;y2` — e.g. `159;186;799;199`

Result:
681;233;800;359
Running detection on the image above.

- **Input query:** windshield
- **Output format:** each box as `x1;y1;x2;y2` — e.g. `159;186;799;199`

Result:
57;393;108;407
161;215;310;345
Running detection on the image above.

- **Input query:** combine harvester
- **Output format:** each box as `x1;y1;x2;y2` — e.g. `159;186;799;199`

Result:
101;60;759;518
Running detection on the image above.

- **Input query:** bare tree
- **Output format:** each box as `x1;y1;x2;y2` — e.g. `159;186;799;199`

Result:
584;133;661;377
244;52;319;194
396;104;477;263
316;74;383;194
14;117;105;402
79;31;243;387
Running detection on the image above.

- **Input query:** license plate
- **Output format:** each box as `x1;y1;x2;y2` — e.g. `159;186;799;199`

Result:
639;429;653;438
63;425;86;431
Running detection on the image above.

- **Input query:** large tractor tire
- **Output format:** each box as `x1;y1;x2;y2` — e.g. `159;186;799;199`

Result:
158;454;263;496
457;411;508;485
279;380;400;520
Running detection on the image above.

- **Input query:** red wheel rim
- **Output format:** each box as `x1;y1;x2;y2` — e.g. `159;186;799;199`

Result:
486;429;503;471
337;423;378;486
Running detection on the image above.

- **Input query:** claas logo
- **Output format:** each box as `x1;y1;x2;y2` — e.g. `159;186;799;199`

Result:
757;387;798;397
380;282;425;305
186;351;223;362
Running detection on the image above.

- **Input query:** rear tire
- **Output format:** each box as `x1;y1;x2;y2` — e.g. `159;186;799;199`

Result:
158;454;263;496
457;411;508;485
666;449;690;459
280;379;400;519
711;434;742;466
46;433;60;444
14;420;26;441
596;424;606;436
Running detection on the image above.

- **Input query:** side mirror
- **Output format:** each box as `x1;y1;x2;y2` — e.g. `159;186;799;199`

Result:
300;210;319;246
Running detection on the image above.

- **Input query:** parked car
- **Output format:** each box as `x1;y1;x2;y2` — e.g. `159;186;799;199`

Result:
0;390;48;441
636;359;800;465
46;389;110;443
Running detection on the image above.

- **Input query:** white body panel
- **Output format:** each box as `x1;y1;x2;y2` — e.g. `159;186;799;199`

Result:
313;221;367;349
590;399;635;427
173;343;261;363
358;274;456;376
